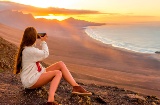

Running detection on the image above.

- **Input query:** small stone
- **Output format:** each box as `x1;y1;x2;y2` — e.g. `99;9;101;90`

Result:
151;102;156;105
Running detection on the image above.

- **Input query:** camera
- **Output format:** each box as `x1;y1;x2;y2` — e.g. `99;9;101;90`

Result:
37;33;46;39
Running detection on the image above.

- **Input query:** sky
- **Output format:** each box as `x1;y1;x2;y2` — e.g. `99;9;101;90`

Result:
1;0;160;23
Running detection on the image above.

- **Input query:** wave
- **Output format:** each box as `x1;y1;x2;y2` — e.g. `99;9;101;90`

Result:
85;27;159;54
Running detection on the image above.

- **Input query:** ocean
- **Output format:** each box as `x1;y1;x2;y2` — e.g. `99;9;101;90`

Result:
85;22;160;54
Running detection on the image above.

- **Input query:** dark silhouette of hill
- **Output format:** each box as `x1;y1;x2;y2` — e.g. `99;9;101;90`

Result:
0;10;105;36
62;17;105;27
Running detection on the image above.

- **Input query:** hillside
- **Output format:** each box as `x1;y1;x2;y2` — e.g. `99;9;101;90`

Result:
0;36;160;104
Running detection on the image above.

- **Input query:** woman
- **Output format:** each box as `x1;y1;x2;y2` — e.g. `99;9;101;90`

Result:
14;27;92;105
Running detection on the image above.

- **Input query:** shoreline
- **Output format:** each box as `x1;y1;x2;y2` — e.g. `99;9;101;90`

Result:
83;27;160;62
65;28;160;98
81;28;150;57
84;25;160;55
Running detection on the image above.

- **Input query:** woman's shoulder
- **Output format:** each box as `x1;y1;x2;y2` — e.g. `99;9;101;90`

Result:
23;46;39;53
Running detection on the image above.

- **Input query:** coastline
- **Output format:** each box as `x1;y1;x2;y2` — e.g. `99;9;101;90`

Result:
43;27;160;98
81;30;160;97
66;28;160;98
84;27;160;62
84;24;160;54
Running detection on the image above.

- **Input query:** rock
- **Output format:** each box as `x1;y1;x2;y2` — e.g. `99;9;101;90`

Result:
127;94;146;101
70;94;91;105
95;96;108;104
151;102;157;105
155;51;160;54
24;86;48;98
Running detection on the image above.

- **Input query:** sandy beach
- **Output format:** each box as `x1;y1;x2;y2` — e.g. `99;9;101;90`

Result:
40;27;160;98
0;23;160;98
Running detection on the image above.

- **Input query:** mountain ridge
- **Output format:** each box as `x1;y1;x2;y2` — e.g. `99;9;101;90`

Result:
0;9;105;30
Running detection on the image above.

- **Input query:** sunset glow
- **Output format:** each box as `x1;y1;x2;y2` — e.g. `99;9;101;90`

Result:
34;14;68;21
1;0;160;23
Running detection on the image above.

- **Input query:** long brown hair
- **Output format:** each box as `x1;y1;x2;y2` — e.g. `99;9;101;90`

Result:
14;27;37;74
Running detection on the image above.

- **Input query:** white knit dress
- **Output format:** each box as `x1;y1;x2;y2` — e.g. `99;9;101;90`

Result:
20;41;49;88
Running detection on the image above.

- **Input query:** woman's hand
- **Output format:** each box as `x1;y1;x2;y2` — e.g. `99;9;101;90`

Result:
40;34;48;41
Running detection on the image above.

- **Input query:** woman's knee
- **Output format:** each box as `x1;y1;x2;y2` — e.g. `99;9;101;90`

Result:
58;61;65;66
55;70;62;77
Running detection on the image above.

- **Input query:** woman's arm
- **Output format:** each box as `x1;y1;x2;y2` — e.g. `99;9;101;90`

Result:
33;35;49;61
33;41;49;61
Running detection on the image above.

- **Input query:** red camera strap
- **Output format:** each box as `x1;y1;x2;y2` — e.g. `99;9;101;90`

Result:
36;62;41;72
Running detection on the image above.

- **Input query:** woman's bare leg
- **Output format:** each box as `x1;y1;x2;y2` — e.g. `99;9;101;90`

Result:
30;70;62;102
46;61;79;86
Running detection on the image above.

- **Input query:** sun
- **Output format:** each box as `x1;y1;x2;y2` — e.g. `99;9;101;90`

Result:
34;14;69;21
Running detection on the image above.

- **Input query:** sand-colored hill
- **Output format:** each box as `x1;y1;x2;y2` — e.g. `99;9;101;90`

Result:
0;23;23;45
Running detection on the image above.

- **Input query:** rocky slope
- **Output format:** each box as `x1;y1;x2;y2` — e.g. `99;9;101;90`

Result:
0;36;160;105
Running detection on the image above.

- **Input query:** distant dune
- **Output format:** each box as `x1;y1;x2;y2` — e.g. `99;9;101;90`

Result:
0;11;160;98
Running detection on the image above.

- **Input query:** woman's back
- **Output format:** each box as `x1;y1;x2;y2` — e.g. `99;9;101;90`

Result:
20;42;49;88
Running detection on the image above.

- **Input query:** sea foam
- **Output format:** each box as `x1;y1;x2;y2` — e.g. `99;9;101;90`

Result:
85;23;160;54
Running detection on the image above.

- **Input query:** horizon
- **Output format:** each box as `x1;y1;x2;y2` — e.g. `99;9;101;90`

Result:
0;0;160;23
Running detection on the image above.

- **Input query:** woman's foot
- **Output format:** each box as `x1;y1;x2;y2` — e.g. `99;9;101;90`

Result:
72;86;92;96
46;101;59;105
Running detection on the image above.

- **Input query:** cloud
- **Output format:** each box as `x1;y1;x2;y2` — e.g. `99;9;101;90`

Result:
0;1;101;16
